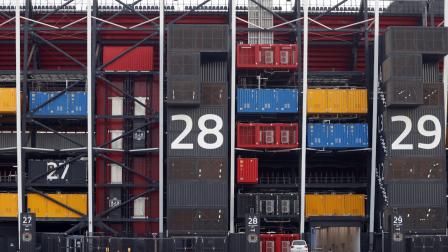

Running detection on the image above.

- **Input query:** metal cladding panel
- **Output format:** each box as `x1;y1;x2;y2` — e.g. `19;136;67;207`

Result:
237;193;257;218
385;26;448;55
35;132;87;149
380;106;445;157
237;158;258;184
386;182;446;207
167;107;227;157
327;124;346;148
167;158;226;181
383;207;447;234
276;89;299;113
307;123;327;148
168;25;229;52
28;159;87;185
0;88;16;114
29;91;87;116
383;157;446;181
102;46;153;71
167;182;227;208
382;54;422;83
346;123;369;148
423;84;444;106
201;61;227;83
201;83;227;106
258;89;276;113
0;132;18;148
167;208;227;236
423;63;442;84
385;79;424;107
167;52;200;76
237;89;258;113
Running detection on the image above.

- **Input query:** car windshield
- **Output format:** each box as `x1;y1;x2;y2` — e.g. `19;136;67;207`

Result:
292;240;306;245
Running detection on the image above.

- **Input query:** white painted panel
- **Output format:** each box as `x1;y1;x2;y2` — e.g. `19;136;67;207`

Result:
134;97;147;116
133;197;146;218
110;130;123;149
110;97;123;116
110;163;122;184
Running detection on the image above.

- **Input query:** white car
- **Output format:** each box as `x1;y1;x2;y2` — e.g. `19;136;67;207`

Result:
290;240;308;252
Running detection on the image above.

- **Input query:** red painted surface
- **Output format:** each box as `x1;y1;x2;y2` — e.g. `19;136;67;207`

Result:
237;123;299;149
260;233;301;252
237;158;258;184
237;44;298;69
103;46;154;71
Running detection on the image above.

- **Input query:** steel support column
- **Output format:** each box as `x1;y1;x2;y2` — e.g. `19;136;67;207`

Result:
159;0;165;235
444;0;448;139
87;0;94;233
230;0;236;234
369;0;380;251
299;0;309;235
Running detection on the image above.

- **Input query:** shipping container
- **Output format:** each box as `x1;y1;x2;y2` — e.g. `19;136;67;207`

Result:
237;88;298;113
385;80;423;107
168;25;228;52
237;123;299;149
168;158;226;181
307;123;368;149
27;193;87;218
102;46;153;71
236;44;298;69
237;158;258;184
386;182;446;207
0;193;18;217
383;207;447;234
237;193;299;218
382;157;446;181
382;54;422;82
167;208;227;236
385;26;448;55
27;159;87;185
307;88;368;114
0;88;16;114
260;234;300;252
167;182;227;208
29;91;87;116
305;194;365;217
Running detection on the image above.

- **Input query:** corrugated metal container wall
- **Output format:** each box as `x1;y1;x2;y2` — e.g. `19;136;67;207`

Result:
236;44;298;69
237;89;258;113
102;46;153;71
258;89;276;113
29;91;87;116
308;89;367;114
307;123;368;148
237;88;298;113
248;0;273;44
382;54;422;82
327;124;346;148
385;80;423;106
386;182;446;207
237;158;258;184
237;123;299;149
307;123;327;148
305;194;365;217
383;157;446;181
276;88;299;113
307;89;327;114
0;193;18;217
27;193;87;218
260;234;301;252
327;89;347;113
0;88;16;114
168;25;228;52
167;182;227;208
347;89;368;114
383;207;447;234
167;208;227;236
35;132;87;149
346;123;369;148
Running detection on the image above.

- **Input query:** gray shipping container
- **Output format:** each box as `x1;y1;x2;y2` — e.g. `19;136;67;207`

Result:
168;25;229;52
27;159;87;185
382;54;422;82
380;106;445;157
201;83;227;106
167;182;227;208
385;26;448;55
0;132;86;149
167;208;228;236
385;79;423;107
386;182;446;207
382;157;446;182
423;84;444;106
383;207;447;234
167;157;226;181
167;107;228;157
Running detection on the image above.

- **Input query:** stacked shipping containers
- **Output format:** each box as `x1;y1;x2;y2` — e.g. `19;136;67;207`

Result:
378;27;448;251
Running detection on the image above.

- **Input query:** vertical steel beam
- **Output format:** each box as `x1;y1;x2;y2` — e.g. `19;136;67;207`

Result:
87;0;94;233
444;0;448;141
230;0;236;234
299;0;308;235
159;0;165;235
369;0;380;250
15;0;22;247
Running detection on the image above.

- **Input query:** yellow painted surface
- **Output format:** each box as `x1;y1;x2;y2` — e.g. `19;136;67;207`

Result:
0;88;16;114
305;194;326;217
327;89;348;114
27;193;86;218
306;194;365;217
0;193;18;217
326;194;346;216
307;89;328;114
347;89;368;114
47;194;68;218
28;193;48;218
344;194;365;216
66;194;87;218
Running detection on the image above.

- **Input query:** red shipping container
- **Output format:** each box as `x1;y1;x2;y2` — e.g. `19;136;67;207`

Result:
237;123;299;149
237;158;258;184
260;234;301;252
237;44;298;70
103;46;154;71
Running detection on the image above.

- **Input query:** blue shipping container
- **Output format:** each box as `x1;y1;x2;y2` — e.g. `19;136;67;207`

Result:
29;91;87;116
237;88;298;113
307;123;369;149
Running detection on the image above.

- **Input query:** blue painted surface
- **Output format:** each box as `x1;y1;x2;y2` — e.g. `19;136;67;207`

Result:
29;91;87;116
307;123;369;148
237;88;298;113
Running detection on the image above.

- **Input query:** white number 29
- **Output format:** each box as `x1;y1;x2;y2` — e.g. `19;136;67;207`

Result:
391;115;441;150
171;114;223;150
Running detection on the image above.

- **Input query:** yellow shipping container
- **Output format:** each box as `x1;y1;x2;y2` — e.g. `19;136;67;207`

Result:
306;194;365;217
0;193;18;217
307;89;328;114
27;193;87;218
347;89;368;114
0;88;16;114
327;89;348;114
